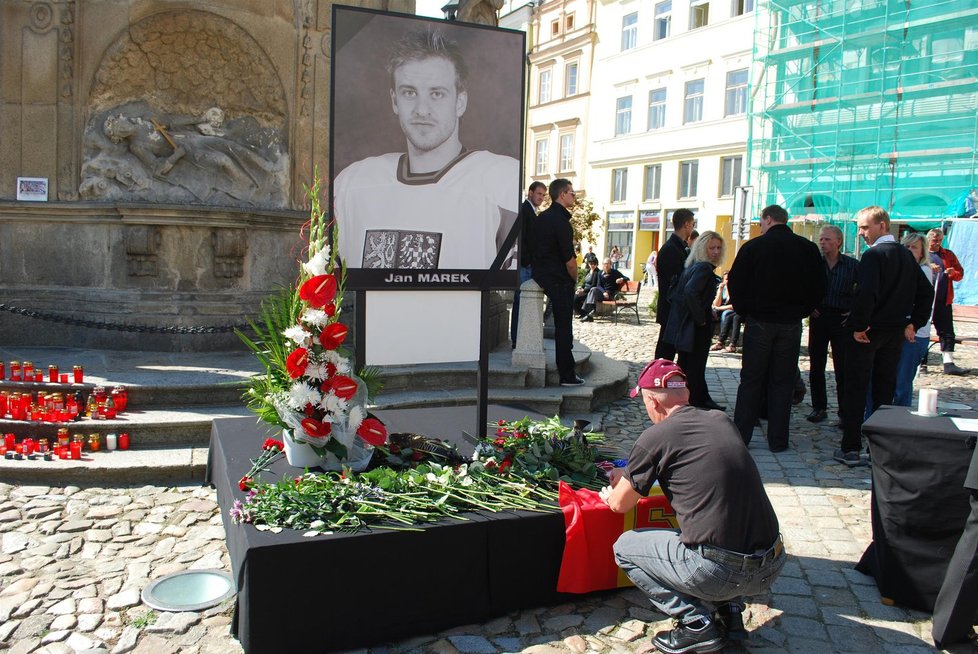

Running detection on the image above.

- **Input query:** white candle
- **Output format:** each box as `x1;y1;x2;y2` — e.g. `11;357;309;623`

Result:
105;433;118;451
918;389;938;416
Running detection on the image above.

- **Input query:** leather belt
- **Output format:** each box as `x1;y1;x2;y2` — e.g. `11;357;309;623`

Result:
698;535;784;570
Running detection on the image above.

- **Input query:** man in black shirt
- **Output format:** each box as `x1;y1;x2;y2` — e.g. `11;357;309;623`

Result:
836;206;934;465
511;181;547;348
654;210;695;360
528;179;584;386
604;359;784;654
728;205;825;452
806;225;858;424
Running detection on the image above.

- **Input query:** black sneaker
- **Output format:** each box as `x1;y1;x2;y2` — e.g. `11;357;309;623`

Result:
833;448;862;467
944;362;967;375
653;618;726;654
805;408;827;423
716;603;748;641
559;375;585;386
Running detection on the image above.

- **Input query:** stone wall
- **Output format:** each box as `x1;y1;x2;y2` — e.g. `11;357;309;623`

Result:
0;0;415;351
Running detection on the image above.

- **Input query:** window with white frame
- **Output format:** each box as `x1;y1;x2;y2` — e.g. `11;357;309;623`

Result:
621;12;638;51
732;0;754;16
643;164;662;201
654;1;672;40
559;133;575;172
679;160;699;198
539;69;552;104
725;69;748;116
612;168;628;202
535;138;549;176
615;96;633;136
689;0;709;29
647;88;667;130
719;156;742;197
565;61;579;96
683;79;704;123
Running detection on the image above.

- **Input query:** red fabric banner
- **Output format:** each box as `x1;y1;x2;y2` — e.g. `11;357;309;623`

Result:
556;481;678;594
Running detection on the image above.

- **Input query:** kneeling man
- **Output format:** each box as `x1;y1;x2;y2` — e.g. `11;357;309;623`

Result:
602;359;784;653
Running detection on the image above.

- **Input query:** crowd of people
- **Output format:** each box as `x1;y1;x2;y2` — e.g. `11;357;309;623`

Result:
515;187;969;653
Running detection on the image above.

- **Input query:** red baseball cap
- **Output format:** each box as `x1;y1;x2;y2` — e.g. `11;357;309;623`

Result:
629;359;688;397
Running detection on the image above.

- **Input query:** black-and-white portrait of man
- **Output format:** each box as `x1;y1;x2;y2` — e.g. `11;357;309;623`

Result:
332;8;524;288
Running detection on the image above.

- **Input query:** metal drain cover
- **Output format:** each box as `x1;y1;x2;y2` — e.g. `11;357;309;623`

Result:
141;570;236;612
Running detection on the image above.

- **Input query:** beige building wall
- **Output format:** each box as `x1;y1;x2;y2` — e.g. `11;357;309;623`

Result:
524;0;597;204
585;0;755;277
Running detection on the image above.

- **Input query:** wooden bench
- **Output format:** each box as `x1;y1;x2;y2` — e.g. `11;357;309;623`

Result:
598;281;642;324
929;304;978;349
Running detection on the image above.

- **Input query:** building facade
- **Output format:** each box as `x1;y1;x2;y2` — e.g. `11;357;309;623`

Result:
585;0;755;276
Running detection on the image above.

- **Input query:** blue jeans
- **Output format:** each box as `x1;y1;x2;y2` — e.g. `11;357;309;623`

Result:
614;529;785;624
510;265;534;346
894;336;929;406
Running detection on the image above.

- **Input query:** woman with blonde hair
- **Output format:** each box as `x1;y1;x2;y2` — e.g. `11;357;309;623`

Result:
663;231;726;410
892;232;937;405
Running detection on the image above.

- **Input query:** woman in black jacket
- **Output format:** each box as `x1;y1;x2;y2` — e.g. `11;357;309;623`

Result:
663;230;725;410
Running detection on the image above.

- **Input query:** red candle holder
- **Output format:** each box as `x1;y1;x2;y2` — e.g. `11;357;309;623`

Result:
3;433;14;450
118;432;130;450
49;365;58;383
11;361;21;382
69;440;82;460
59;373;69;384
73;365;83;384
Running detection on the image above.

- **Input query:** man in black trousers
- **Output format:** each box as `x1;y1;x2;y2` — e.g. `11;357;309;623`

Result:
806;224;858;424
654;209;695;360
728;204;825;452
528;178;584;386
835;205;934;466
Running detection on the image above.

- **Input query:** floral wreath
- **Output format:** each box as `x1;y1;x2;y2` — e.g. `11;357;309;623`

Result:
239;173;386;462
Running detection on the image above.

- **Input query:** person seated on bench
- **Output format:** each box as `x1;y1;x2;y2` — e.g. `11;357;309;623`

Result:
574;259;601;317
577;258;628;322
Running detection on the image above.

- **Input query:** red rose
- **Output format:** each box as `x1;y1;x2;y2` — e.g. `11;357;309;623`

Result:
319;323;348;350
323;302;336;317
239;476;252;491
327;375;358;400
301;418;332;439
285;348;309;379
357;417;387;446
411;451;423;461
262;438;284;452
324;362;337;378
498;460;512;473
298;275;338;308
497;419;505;426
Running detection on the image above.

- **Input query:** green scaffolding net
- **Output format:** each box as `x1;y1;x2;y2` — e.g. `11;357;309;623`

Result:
747;0;978;254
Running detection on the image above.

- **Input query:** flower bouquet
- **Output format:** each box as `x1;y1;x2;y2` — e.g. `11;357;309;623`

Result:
238;174;386;469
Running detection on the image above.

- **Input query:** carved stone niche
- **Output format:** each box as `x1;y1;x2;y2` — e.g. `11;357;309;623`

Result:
124;225;162;277
212;228;248;278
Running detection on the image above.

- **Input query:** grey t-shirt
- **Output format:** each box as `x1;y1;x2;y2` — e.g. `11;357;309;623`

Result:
625;405;780;553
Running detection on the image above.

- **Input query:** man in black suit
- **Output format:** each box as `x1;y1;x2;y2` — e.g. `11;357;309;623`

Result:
835;206;934;466
728;204;825;453
654;209;695;360
511;181;547;347
528;179;583;386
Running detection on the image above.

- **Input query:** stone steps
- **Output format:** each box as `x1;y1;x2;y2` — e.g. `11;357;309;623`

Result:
0;342;629;484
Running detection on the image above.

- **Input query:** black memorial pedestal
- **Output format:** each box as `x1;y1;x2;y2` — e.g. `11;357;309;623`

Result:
207;407;569;654
856;405;975;611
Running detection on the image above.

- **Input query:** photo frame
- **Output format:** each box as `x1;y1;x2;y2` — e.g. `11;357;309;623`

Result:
16;177;48;202
330;6;525;291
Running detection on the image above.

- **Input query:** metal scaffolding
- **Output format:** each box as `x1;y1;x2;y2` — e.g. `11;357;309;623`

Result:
747;0;978;250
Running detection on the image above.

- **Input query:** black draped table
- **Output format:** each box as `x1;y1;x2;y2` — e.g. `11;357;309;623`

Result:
206;406;571;654
856;405;977;612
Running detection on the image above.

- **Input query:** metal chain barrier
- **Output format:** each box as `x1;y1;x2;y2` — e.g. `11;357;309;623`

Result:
0;303;250;334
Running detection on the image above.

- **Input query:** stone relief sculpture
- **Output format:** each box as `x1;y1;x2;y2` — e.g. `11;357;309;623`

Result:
79;10;290;208
80;102;288;207
456;0;504;25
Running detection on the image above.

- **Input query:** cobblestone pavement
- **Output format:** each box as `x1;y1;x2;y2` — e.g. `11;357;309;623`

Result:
2;289;977;654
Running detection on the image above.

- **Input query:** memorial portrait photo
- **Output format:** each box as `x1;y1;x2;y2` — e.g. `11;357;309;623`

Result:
331;7;525;291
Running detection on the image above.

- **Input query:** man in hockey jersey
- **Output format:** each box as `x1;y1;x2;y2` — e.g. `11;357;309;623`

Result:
334;28;519;270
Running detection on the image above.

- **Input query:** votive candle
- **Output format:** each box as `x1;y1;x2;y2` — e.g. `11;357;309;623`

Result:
118;432;130;450
73;365;83;384
105;433;117;451
918;388;938;416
